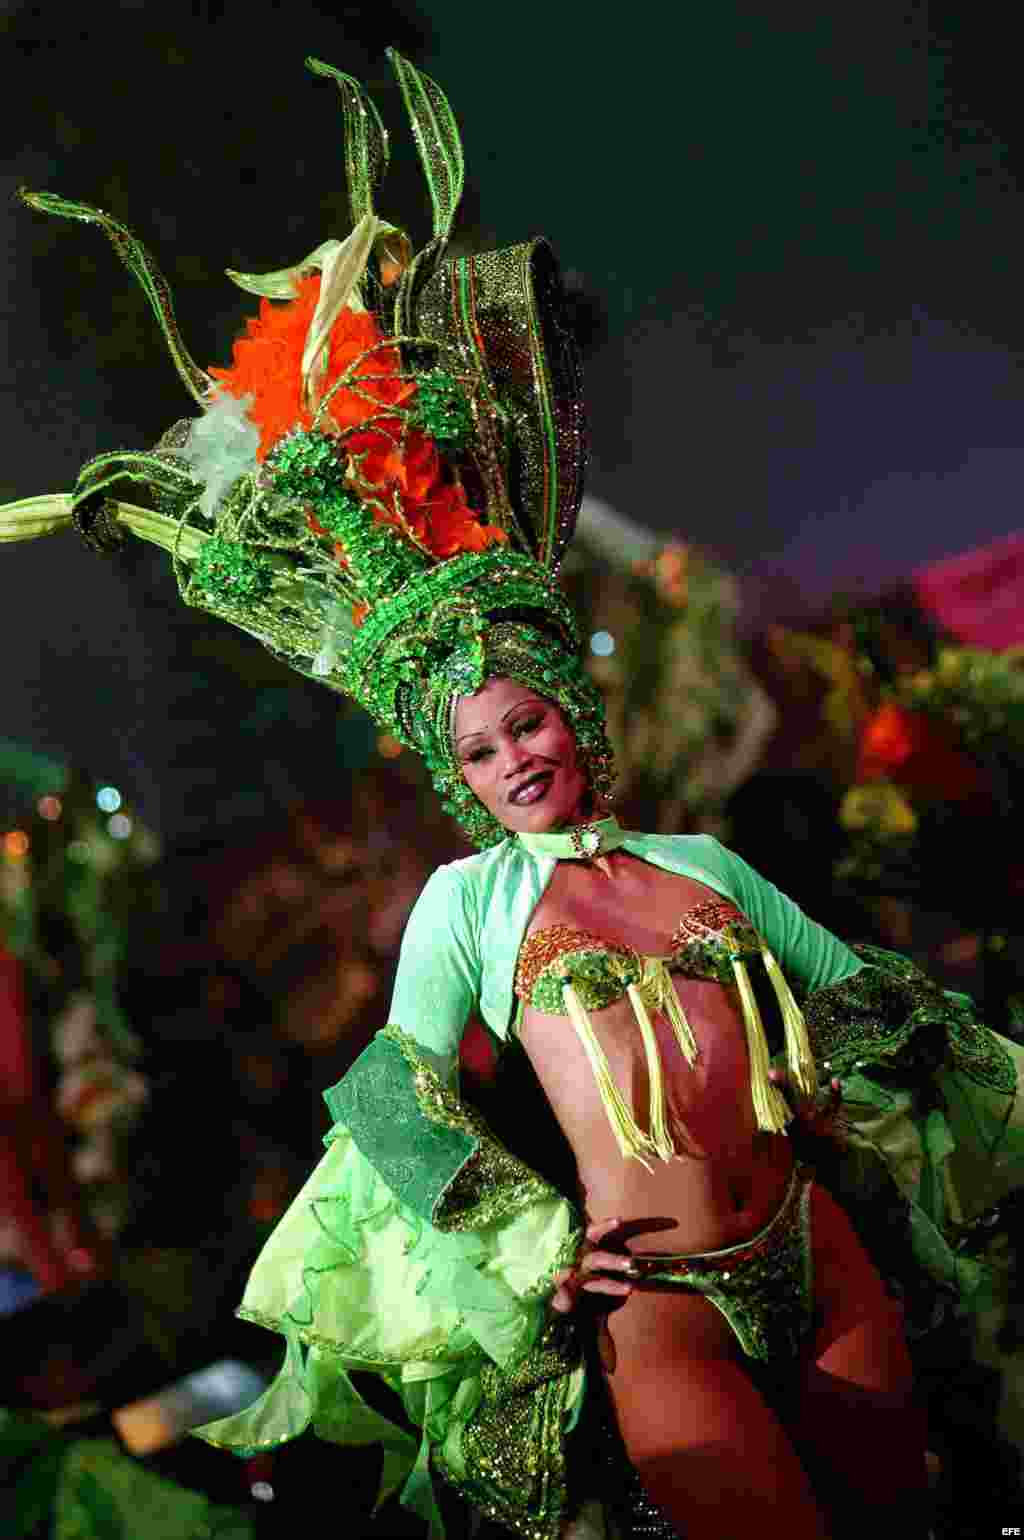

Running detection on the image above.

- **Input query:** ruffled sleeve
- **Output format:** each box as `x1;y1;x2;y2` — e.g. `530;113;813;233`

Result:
195;866;585;1540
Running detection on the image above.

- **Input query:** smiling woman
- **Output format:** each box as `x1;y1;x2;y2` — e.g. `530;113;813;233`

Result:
455;678;590;834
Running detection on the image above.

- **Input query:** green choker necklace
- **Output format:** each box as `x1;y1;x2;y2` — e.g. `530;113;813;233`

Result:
517;816;627;861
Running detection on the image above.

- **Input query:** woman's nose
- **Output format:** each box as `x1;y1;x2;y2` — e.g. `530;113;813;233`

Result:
502;744;533;777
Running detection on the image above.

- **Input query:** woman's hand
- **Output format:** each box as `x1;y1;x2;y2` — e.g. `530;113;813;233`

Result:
769;1067;844;1140
550;1215;677;1372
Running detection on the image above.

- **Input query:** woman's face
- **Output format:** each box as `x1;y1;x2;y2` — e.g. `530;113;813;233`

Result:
453;676;589;835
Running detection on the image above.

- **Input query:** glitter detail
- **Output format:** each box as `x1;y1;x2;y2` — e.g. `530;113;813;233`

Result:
633;1169;815;1361
805;943;1016;1092
434;1316;582;1540
193;535;275;602
515;902;768;1013
381;1025;573;1233
516;926;639;1012
670;901;762;985
671;899;747;943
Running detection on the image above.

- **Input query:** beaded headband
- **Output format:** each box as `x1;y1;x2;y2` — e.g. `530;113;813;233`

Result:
0;50;612;846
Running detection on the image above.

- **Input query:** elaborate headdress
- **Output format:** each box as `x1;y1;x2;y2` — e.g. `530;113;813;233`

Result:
1;51;613;846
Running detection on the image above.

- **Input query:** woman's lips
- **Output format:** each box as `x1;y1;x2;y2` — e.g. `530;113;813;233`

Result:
509;771;553;806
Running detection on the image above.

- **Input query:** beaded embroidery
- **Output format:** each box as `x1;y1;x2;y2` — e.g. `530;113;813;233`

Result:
515;903;767;1015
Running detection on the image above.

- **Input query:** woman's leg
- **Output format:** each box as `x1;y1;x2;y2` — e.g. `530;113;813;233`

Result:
790;1184;929;1536
606;1289;830;1540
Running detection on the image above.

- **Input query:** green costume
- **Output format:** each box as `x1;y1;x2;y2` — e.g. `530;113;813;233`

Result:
193;824;1023;1537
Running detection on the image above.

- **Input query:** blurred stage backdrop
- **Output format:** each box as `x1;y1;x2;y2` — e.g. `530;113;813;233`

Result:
3;2;1024;1537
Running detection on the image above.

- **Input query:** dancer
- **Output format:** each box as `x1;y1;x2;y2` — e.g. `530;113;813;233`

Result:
3;49;1021;1540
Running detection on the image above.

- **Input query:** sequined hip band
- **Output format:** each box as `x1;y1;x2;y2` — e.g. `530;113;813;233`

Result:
627;1166;815;1362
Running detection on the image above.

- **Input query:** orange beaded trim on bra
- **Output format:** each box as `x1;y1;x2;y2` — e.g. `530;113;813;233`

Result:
515;897;751;1004
514;924;637;1002
670;899;747;947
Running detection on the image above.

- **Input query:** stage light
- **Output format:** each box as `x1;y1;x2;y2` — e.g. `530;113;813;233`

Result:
590;630;616;656
96;786;122;813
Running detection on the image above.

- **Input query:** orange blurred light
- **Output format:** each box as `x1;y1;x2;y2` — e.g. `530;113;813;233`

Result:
377;734;403;759
4;830;30;859
37;795;63;821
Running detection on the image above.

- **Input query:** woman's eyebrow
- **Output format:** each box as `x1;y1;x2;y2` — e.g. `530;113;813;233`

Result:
500;698;543;722
456;699;541;746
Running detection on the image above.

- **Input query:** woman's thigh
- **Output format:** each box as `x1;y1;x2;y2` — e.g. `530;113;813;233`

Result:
606;1290;829;1540
790;1184;927;1517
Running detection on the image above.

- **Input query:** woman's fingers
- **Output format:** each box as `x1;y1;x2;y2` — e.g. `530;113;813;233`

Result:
581;1276;633;1295
584;1217;624;1245
585;1215;677;1248
579;1247;639;1278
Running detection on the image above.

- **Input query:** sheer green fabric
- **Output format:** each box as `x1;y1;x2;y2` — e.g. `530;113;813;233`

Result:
803;951;1024;1306
197;1030;582;1539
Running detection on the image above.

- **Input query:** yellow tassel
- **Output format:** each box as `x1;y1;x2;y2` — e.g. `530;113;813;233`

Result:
761;946;819;1100
562;983;657;1168
651;964;700;1068
730;955;791;1134
626;982;675;1161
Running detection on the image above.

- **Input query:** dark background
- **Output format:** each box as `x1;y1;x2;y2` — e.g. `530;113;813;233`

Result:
2;0;1021;845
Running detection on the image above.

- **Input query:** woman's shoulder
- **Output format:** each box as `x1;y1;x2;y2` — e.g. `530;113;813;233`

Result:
625;828;726;864
431;838;521;885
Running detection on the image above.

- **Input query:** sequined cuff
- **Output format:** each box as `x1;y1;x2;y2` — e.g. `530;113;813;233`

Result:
326;1025;572;1232
805;943;1016;1094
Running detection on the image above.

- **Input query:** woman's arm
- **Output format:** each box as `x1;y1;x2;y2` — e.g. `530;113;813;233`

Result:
386;862;480;1085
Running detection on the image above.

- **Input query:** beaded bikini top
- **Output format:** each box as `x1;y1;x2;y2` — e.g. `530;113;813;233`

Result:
515;901;759;1011
513;901;817;1167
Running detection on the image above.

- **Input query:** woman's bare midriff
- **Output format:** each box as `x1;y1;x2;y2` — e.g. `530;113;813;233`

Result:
516;851;794;1255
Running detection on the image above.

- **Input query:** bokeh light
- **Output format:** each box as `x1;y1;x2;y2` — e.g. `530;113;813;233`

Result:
96;786;122;813
590;630;616;656
37;795;63;821
3;830;30;860
108;813;133;840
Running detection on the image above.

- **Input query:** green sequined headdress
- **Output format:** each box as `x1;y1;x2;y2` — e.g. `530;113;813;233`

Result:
0;50;613;847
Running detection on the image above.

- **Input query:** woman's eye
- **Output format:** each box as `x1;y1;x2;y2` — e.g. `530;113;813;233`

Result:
513;716;542;737
467;746;493;764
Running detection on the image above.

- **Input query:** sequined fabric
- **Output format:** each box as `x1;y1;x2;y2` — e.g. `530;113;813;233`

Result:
515;926;641;1013
328;1024;574;1234
634;1169;815;1362
514;903;765;1014
417;240;586;572
804;943;1016;1093
435;1317;582;1540
670;900;762;985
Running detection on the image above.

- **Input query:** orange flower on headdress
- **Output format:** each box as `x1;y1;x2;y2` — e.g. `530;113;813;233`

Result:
418;480;507;557
211;276;507;569
210;274;412;458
